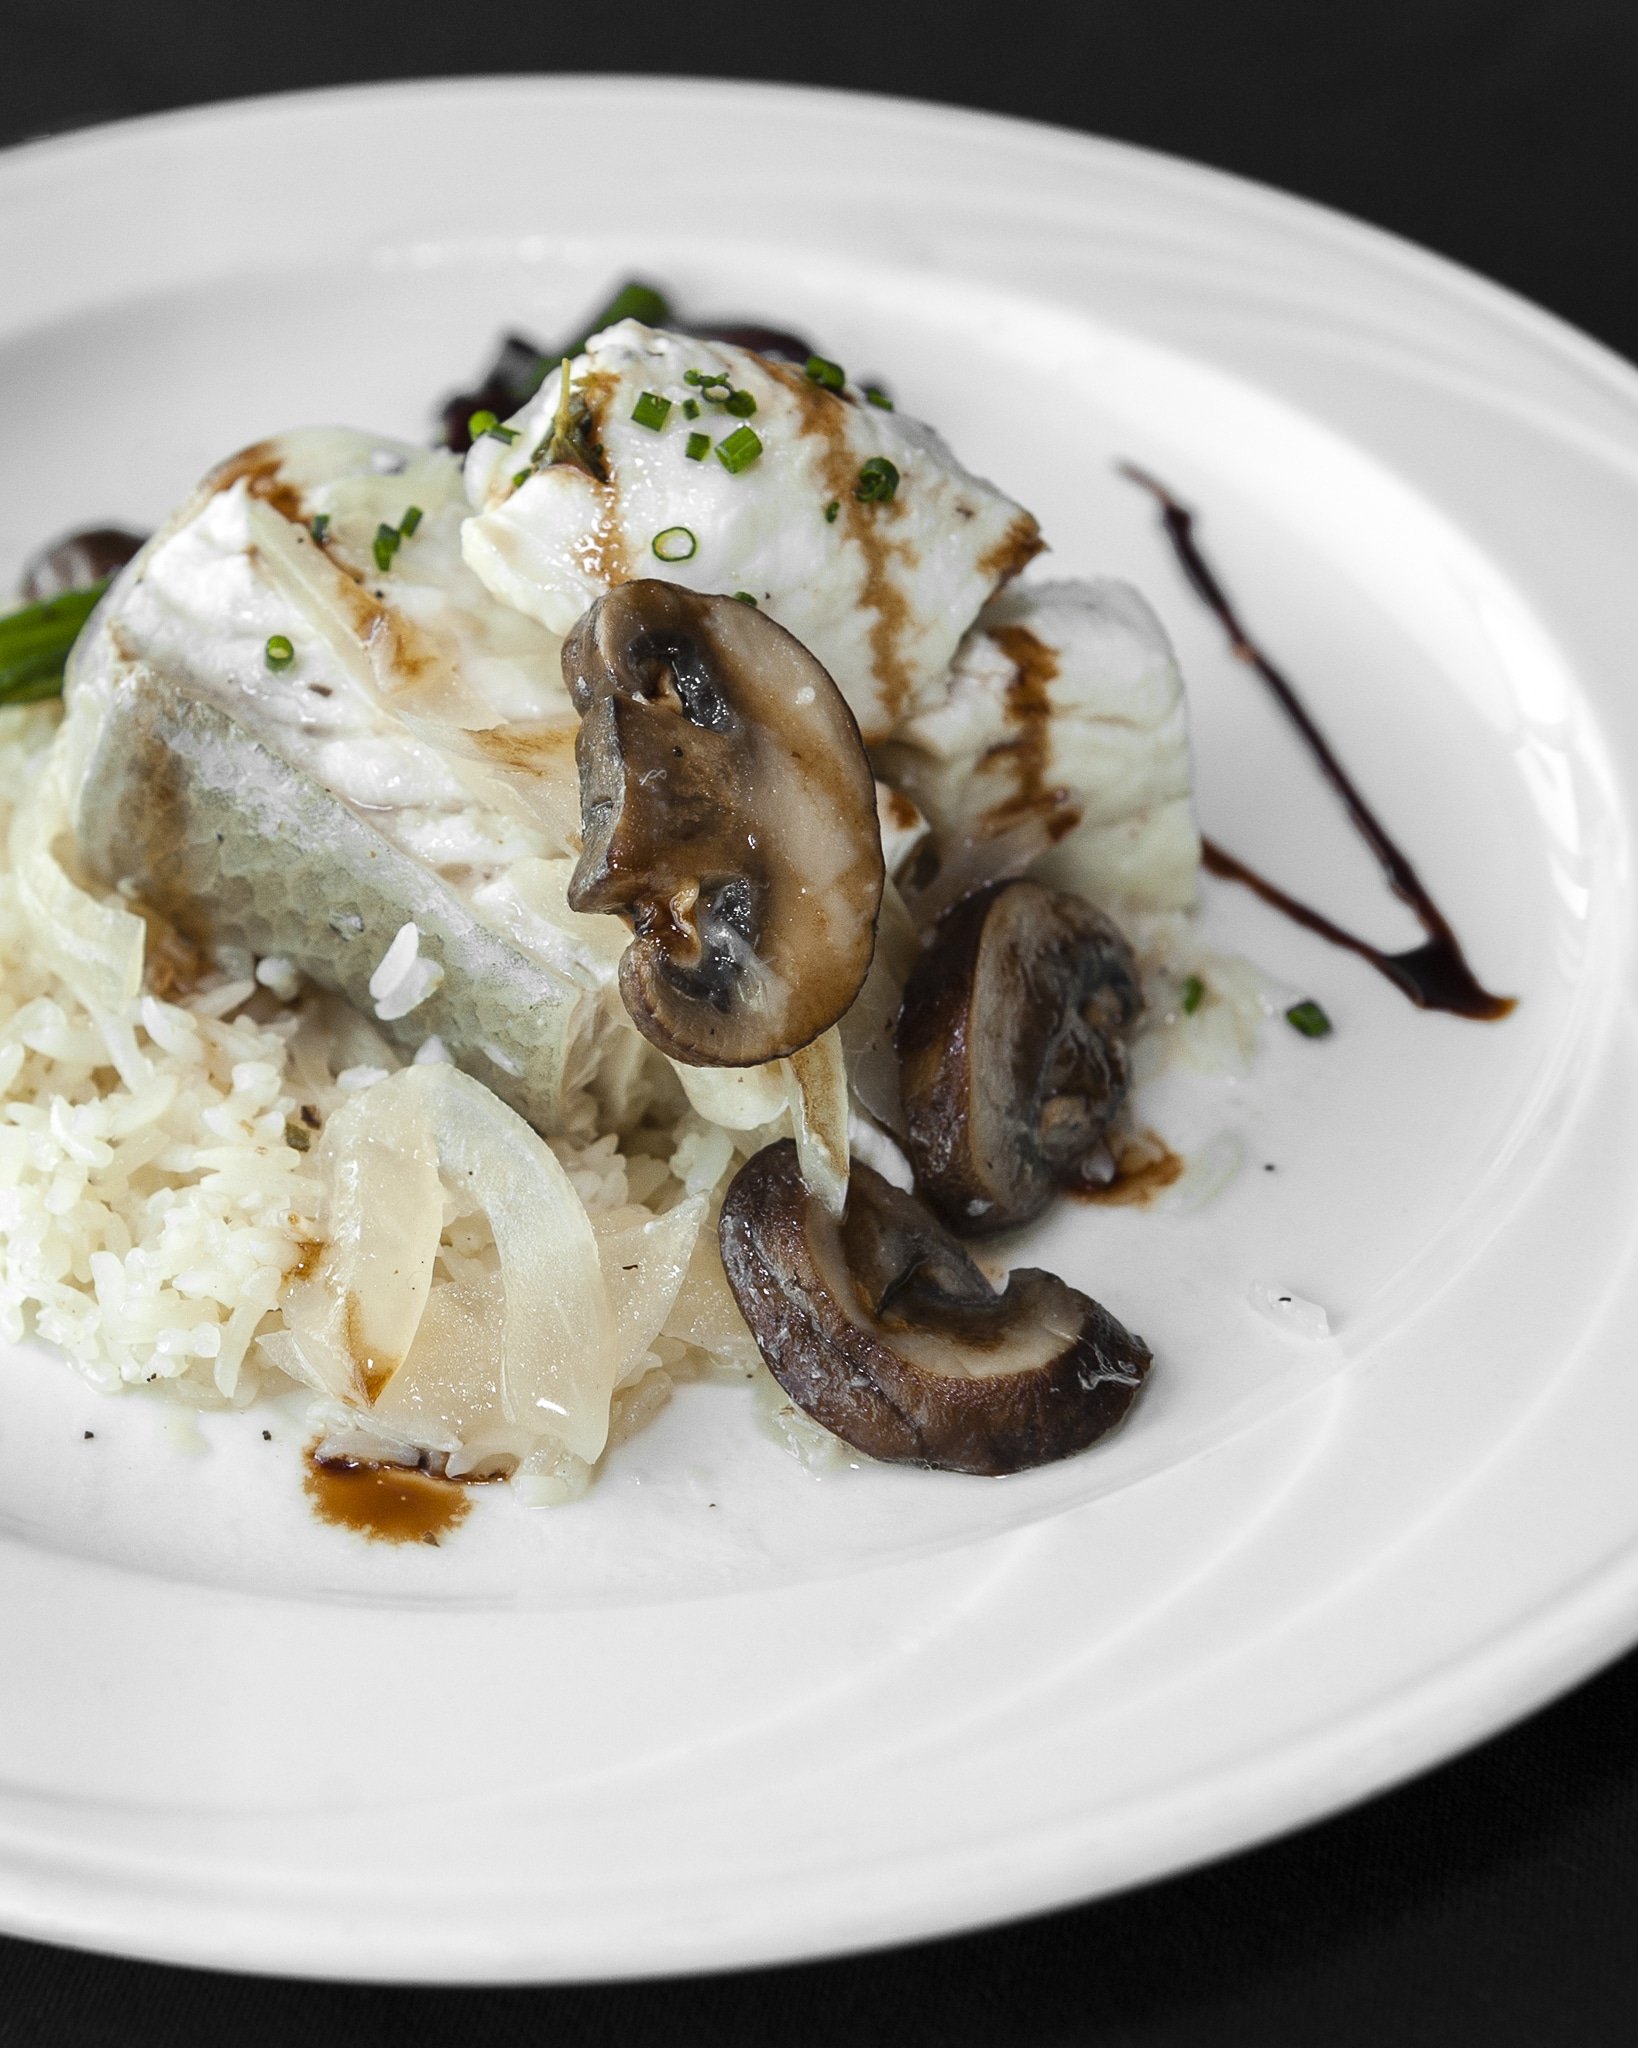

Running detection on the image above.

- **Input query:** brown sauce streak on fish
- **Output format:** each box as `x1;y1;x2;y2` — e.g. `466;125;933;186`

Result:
204;441;308;526
763;359;918;736
977;510;1046;589
572;368;628;586
974;624;1081;844
1072;1130;1185;1207
304;1449;473;1546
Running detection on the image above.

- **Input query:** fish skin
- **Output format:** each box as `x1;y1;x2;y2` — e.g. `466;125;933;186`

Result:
74;663;595;1134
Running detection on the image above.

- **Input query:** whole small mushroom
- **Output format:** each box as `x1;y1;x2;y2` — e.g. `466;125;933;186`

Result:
896;879;1142;1233
564;580;885;1066
719;1139;1151;1475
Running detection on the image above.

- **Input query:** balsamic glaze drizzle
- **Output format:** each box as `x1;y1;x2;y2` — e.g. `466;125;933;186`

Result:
1121;465;1514;1022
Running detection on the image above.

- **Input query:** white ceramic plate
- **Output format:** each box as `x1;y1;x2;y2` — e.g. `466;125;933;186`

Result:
3;77;1638;1983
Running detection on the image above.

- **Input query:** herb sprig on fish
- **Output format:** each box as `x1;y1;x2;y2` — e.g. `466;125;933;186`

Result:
0;581;110;706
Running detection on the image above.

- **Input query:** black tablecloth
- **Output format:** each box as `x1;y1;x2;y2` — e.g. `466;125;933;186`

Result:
5;3;1638;2039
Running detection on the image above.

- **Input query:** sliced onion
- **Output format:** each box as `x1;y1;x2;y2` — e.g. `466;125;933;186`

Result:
785;1026;850;1217
281;1070;443;1404
378;1063;619;1462
671;1059;789;1131
11;742;145;1018
593;1193;709;1384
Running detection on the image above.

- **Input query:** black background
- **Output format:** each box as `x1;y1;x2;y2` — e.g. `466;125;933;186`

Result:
5;2;1638;2041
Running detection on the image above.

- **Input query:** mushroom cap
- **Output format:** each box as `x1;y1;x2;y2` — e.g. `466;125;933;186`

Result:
564;580;885;1066
896;879;1142;1234
719;1138;1151;1475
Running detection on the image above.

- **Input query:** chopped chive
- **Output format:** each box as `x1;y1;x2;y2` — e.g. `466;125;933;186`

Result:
732;591;758;606
1285;999;1332;1038
265;634;295;672
823;499;840;524
685;432;710;462
682;397;700;419
468;408;519;445
651;526;698;563
714;425;763;475
372;523;402;573
864;385;894;410
399;504;423;537
854;455;900;504
805;354;846;392
1181;974;1205;1015
309;513;330;544
0;580;110;705
512;468;532;488
724;389;757;418
631;390;672;432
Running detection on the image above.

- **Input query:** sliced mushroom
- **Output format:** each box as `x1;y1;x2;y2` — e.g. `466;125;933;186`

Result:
719;1139;1150;1475
896;879;1142;1234
21;526;147;602
563;580;885;1065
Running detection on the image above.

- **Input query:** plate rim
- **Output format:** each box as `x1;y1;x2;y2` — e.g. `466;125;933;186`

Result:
4;70;1638;1982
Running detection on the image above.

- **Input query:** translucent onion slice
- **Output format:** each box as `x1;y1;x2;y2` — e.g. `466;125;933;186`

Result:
381;1064;619;1462
593;1193;709;1385
11;743;144;1018
785;1026;850;1217
671;1059;789;1131
281;1072;443;1405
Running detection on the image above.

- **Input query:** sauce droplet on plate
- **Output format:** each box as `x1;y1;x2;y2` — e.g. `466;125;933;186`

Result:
304;1450;473;1546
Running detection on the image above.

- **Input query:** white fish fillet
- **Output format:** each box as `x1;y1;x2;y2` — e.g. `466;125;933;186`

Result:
462;320;1043;743
875;579;1201;919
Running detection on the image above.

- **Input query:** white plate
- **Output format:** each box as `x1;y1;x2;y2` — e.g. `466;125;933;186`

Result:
3;77;1638;1982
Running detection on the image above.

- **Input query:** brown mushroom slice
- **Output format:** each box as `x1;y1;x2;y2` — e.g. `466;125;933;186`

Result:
563;580;885;1065
719;1139;1150;1475
896;879;1143;1234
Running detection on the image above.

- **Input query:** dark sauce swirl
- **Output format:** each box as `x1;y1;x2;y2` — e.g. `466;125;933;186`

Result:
1122;465;1514;1022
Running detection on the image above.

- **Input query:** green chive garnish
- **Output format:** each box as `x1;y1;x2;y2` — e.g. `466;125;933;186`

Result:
0;581;110;706
1181;974;1204;1015
309;513;330;544
632;391;672;432
373;524;401;573
1285;999;1332;1038
682;397;700;420
805;355;846;392
399;504;423;537
823;500;840;524
724;389;757;418
685;432;710;462
732;591;758;606
715;426;763;475
651;526;698;563
265;634;295;672
468;409;518;445
864;386;894;410
854;456;900;504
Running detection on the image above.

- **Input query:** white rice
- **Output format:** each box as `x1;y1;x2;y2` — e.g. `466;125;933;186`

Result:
0;704;325;1406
